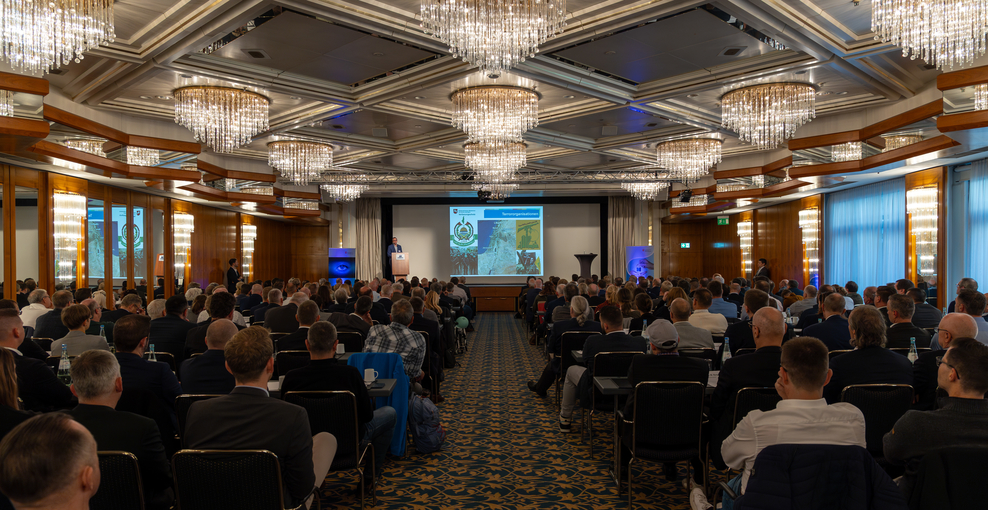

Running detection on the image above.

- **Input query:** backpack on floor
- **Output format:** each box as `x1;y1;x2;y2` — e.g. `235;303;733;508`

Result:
408;394;446;454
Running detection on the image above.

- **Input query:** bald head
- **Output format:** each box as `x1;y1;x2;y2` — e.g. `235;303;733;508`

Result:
938;313;979;349
823;293;846;315
251;284;262;295
752;307;785;346
205;319;239;350
288;292;308;306
669;298;691;323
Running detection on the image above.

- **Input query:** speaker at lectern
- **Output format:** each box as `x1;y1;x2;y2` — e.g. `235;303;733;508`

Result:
391;252;410;279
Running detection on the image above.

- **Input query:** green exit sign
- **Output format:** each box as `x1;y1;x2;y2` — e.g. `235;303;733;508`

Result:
717;216;729;226
681;242;691;249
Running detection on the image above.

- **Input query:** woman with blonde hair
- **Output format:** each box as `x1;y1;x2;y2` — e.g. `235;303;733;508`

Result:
425;290;444;318
595;284;620;314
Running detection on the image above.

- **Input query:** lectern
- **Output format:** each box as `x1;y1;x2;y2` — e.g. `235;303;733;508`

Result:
391;252;410;279
574;253;597;280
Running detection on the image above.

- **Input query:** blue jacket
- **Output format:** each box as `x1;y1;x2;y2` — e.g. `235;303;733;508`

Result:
802;315;853;351
709;297;740;320
736;444;906;510
348;352;408;456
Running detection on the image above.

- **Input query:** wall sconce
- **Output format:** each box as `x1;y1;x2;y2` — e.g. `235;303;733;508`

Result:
907;187;938;276
242;224;257;280
737;220;753;277
53;192;86;282
173;213;194;281
798;208;820;286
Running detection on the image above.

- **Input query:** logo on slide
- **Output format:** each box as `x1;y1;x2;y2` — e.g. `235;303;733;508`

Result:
451;217;476;247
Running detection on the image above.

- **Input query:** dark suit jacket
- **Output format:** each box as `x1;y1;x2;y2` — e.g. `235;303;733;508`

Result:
327;313;370;336
115;352;182;412
824;346;914;403
12;349;74;411
710;346;782;425
583;332;644;374
913;349;947;410
184;387;314;507
68;404;173;510
548;318;602;357
16;337;48;361
249;301;272;319
795;305;822;330
911;303;942;329
623;354;708;417
0;405;32;440
33;308;69;342
149;314;198;363
245;294;262;311
345;301;390;325
178;349;235;394
376;298;393;313
325;303;347;314
886;322;933;349
16;293;29;310
755;266;770;279
265;304;300;333
281;358;373;439
226;267;240;293
725;319;756;355
545;297;565;324
277;327;310;352
184;319;245;357
410;314;441;356
802;315;853;351
878;306;891;326
100;308;134;324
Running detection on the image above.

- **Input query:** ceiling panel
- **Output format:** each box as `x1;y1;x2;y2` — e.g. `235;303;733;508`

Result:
369;153;450;170
314;110;450;140
541;107;679;139
536;151;617;168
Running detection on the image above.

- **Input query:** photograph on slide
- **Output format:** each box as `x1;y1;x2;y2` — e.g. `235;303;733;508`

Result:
449;206;543;277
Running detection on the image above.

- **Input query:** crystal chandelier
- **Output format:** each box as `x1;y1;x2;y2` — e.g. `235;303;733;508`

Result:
907;187;938;276
622;181;669;201
451;86;539;144
671;194;710;208
0;0;114;75
716;183;748;193
173;213;194;280
285;200;319;211
174;86;270;153
267;140;333;186
127;147;159;166
472;182;519;199
873;0;988;70
65;139;106;157
799;208;820;281
721;83;816;150
241;224;257;280
883;133;923;152
240;186;274;195
656;138;722;184
53;192;85;281
976;84;988;110
738;220;753;276
0;90;12;117
464;141;526;183
831;142;862;162
321;173;369;202
420;0;566;74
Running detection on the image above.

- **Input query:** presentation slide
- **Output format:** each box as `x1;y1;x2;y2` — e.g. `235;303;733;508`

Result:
449;206;543;276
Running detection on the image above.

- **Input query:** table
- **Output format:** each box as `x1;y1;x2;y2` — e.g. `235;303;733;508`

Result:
267;378;398;399
593;373;720;486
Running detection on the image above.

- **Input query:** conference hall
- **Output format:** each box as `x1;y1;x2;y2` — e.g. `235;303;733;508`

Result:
0;0;986;509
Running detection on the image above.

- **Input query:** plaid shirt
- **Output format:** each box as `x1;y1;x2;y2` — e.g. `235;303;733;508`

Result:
363;322;426;378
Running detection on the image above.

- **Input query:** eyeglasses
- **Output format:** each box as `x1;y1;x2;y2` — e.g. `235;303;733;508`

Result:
936;356;955;371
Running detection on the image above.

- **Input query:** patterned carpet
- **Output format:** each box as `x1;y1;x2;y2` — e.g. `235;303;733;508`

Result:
317;312;708;509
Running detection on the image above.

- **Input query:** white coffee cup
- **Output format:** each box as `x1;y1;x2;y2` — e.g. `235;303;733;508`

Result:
337;344;345;355
363;368;379;382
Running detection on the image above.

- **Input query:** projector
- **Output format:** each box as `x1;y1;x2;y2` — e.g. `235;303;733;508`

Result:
477;190;492;201
679;189;693;203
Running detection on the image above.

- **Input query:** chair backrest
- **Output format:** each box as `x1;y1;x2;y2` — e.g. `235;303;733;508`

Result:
628;329;642;337
90;451;144;510
630;381;705;460
736;348;756;356
269;332;290;346
275;350;311;376
840;384;914;454
336;331;365;352
888;347;932;357
172;450;288;510
829;349;852;360
32;337;53;351
559;331;595;373
283;391;361;470
732;387;782;429
679;348;717;363
144;351;176;372
909;445;988;509
45;355;75;369
175;394;223;441
591;351;639;411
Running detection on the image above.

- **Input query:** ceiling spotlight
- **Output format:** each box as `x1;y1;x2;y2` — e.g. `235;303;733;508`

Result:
414;96;426;100
564;95;575;99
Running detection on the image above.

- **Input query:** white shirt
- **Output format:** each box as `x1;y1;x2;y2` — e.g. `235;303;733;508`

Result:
197;310;247;327
450;286;468;306
688;309;729;335
722;398;866;493
20;303;50;329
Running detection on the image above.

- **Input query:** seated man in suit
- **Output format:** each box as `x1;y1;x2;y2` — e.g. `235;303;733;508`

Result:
931;289;988;348
0;309;74;411
709;307;786;469
801;293;853;351
823;306;913;403
884;337;988;499
179;319;238;394
282;321;395;484
80;299;114;346
100;293;144;324
195;288;247;327
875;286;894;326
67;350;174;510
724;290;771;356
255;288;285;324
794;286;834;330
0;299;45;361
33;289;74;341
146;299;167;319
248;286;274;318
558;305;643;433
277;301;320;352
885;294;932;349
0;413;100;510
912;313;978;410
528;296;601;397
329;296;373;338
712;337;866;510
185;291;242;358
149;295;198;364
669;298;714;349
114;314;182;414
363;299;426;381
267;293;308;334
184;326;337;509
345;287;390;325
787;285;817;318
51;304;110;356
619;319;708;484
907;287;941;329
689;289;729;336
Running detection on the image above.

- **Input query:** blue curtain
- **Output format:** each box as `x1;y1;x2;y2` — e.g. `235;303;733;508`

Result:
966;159;988;285
825;178;906;287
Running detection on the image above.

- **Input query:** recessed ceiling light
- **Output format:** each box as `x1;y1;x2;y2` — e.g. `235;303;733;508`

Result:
180;74;192;79
414;125;422;128
817;91;832;96
290;96;301;100
686;93;698;98
836;91;848;95
568;124;576;127
608;159;617;162
332;124;344;129
157;95;171;100
564;95;575;99
604;50;616;55
139;95;152;99
646;122;658;127
818;82;827;87
373;160;382;164
413;96;426;100
372;52;385;57
794;70;807;75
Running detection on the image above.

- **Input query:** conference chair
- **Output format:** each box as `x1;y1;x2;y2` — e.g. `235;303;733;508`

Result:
90;451;144;510
556;331;597;409
175;394;223;444
270;332;290;348
275;350;311;378
583;351;639;459
829;349;852;361
284;391;376;509
840;384;914;475
732;387;782;430
679;348;717;369
735;348;756;356
45;354;75;370
172;450;310;510
32;337;53;351
888;347;932;357
908;446;988;509
337;331;365;353
144;351;176;372
620;381;706;507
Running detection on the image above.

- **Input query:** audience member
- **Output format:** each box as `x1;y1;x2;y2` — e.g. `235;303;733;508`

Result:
184;326;337;509
266;292;308;333
707;280;739;319
913;313;979;410
34;290;74;341
885;294;932;348
788;286;817;317
328;296;373;337
895;279;915;295
689;289;729;335
931;289;988;348
907;288;941;329
0;348;31;439
845;281;863;305
863;286;878;306
196;288;247;327
277;301;320;351
51;304;109;355
724;290;771;355
79;299;114;348
179;319;238;394
0;309;73;411
146;298;167;319
148;295;198;363
947;277;978;313
875;287;894;325
528;296;601;397
101;293;144;323
114;315;182;412
824;306;913;403
19;289;51;329
668;298;714;349
801;293;852;351
185;291;241;357
363;299;426;380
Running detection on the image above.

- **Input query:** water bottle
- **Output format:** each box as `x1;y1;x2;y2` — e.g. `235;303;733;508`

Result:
148;343;157;362
57;345;72;385
908;337;918;364
721;336;732;366
641;319;649;353
942;307;948;317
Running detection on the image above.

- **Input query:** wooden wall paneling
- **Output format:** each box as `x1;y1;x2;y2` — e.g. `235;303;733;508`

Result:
754;200;808;287
702;217;743;281
660;222;705;278
163;199;174;298
290;225;329;282
251;216;291;281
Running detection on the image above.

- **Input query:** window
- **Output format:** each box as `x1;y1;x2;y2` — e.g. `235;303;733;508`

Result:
825;178;905;287
966;160;988;285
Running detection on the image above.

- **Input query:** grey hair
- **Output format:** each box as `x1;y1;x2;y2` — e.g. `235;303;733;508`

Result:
146;299;167;318
391;299;414;326
27;289;48;304
269;289;283;303
185;287;203;301
70;350;120;400
334;287;349;303
289;292;308;306
392;283;404;295
570;296;590;327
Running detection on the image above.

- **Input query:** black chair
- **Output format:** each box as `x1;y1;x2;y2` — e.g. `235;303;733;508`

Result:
679;348;717;369
829;349;852;360
621;381;706;507
840;384;914;474
45;354;75;370
175;394;223;443
909;445;988;509
889;347;932;357
732;387;782;429
726;318;741;324
143;351;176;372
628;329;642;337
337;331;365;352
90;451;144;510
172;450;308;510
735;348;756;356
284;391;375;509
555;331;597;409
32;337;53;351
275;350;311;377
583;351;639;459
270;332;291;347
252;320;264;328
